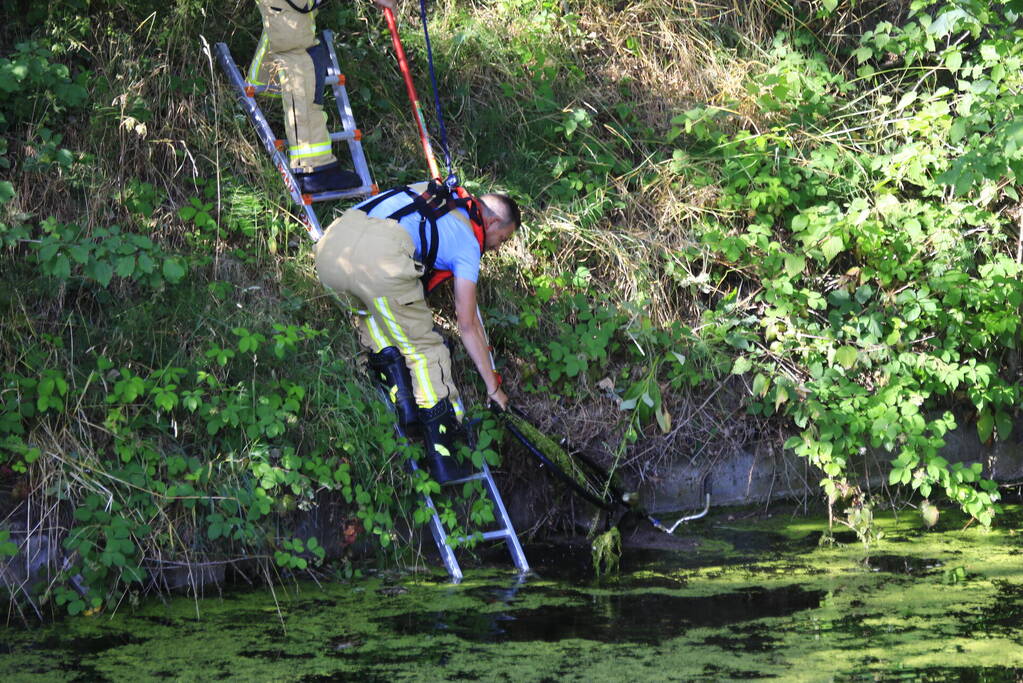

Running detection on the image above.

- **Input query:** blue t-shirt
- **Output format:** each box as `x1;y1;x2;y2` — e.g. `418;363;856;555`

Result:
355;183;481;283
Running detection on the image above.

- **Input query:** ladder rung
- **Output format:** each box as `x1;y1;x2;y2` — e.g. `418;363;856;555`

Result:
306;186;375;203
441;472;488;485
453;529;513;544
329;129;362;142
244;83;281;97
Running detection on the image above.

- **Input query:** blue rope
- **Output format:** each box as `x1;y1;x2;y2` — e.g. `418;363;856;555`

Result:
418;0;457;188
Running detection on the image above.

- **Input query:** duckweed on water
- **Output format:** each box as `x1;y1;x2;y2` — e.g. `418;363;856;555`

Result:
2;507;1022;681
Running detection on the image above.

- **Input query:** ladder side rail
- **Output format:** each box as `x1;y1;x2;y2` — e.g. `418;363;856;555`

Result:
214;44;282;162
321;30;376;195
405;459;463;582
321;30;358;132
214;43;326;241
479;462;530;573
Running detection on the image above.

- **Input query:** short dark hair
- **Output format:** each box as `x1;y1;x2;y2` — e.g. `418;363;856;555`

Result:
481;193;521;231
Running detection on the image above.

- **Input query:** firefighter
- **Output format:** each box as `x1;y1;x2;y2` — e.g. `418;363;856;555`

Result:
247;0;395;193
314;181;519;482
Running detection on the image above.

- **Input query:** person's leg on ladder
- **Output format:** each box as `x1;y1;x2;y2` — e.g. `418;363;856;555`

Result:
250;0;360;193
363;295;472;483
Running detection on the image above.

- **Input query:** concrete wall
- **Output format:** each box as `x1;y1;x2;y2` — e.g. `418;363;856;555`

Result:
637;419;1023;515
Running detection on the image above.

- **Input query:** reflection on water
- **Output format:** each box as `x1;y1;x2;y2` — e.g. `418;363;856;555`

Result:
384;585;825;643
2;507;1023;681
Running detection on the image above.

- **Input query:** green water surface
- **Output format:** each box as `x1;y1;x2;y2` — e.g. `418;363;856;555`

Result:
3;506;1022;681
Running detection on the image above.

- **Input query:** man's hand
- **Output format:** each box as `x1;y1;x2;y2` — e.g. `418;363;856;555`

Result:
488;387;510;411
373;0;396;10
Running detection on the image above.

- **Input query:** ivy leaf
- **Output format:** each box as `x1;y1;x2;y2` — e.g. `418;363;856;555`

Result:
0;181;14;204
949;118;967;143
774;385;789;411
1003;119;1023;155
137;252;156;274
154;390;177;412
976;410;994;443
51;254;71;280
115;255;136;278
162;257;186;283
88;261;114;287
784;254;805;279
854;285;874;304
944;51;963;73
820;235;844;263
731;356;752;375
895;91;917;112
994;411;1013;441
68;245;90;264
655;405;671;434
889;466;905;486
752;373;770;398
835;346;858;369
927;8;968;38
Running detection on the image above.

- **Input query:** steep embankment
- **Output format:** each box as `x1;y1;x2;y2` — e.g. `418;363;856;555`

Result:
2;0;1021;615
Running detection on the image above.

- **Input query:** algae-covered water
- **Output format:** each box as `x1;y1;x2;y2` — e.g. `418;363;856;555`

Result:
3;506;1023;681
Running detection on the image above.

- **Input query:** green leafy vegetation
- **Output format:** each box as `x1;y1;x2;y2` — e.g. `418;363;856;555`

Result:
2;0;1022;615
670;0;1023;528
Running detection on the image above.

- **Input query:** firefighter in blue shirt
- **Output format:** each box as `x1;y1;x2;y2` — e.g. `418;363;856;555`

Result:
315;181;519;482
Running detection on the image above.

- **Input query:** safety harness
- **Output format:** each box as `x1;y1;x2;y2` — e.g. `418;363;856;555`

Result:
356;180;485;292
282;0;326;14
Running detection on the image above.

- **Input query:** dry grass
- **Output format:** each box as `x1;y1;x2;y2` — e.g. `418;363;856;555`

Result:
576;0;762;126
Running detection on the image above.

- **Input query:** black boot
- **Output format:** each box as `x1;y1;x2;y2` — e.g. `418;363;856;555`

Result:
418;400;474;484
294;162;361;194
367;347;419;434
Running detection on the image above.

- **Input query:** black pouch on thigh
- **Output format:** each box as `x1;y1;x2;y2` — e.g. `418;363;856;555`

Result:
305;41;329;105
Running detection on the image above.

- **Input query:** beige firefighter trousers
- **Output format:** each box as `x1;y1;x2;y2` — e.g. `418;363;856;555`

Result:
247;0;337;172
314;208;462;415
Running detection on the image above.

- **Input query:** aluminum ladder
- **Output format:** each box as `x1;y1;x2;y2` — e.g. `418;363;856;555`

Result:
216;30;527;582
389;408;529;583
213;30;377;240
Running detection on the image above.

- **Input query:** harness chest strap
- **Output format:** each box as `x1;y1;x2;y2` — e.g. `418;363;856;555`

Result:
356;181;485;292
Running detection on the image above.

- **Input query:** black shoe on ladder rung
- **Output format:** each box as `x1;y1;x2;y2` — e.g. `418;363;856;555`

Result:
214;30;377;243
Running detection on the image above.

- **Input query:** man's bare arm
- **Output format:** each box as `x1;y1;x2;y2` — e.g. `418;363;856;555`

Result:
453;277;509;409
